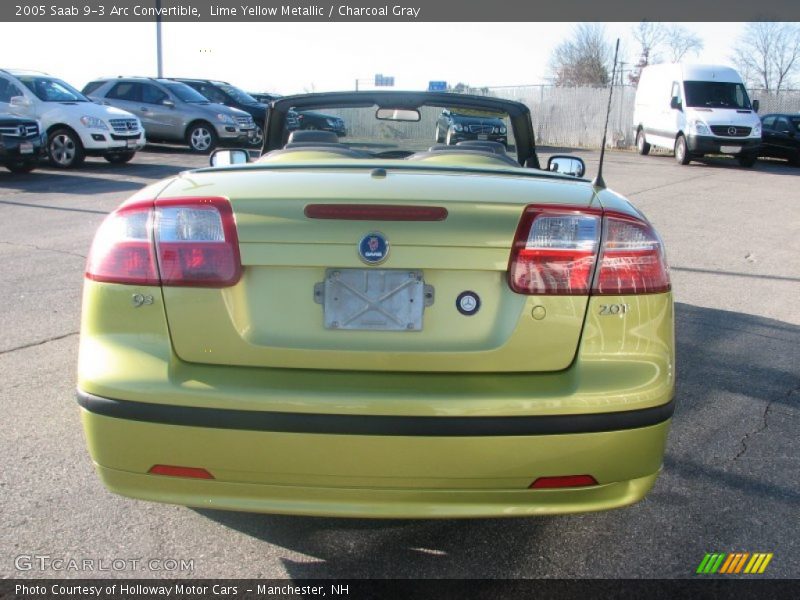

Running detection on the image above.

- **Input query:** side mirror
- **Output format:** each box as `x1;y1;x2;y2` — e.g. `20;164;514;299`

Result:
162;99;175;108
752;99;759;113
9;95;31;108
210;149;249;167
547;155;586;178
670;97;682;110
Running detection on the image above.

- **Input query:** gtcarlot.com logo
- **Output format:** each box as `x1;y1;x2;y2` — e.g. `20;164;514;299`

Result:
696;552;773;575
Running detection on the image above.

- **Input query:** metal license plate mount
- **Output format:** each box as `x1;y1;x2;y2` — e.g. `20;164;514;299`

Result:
315;269;434;331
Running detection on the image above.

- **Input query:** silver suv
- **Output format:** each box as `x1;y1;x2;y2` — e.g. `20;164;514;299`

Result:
83;77;256;153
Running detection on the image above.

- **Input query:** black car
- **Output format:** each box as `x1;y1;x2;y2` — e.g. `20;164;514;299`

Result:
172;79;266;146
436;108;508;147
0;115;46;173
295;110;346;137
759;113;800;166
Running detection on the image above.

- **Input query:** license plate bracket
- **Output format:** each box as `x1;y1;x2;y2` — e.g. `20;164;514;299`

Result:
317;269;432;331
19;142;33;154
720;145;741;154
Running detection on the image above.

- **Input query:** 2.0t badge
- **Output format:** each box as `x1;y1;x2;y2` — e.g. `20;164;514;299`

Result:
358;232;389;265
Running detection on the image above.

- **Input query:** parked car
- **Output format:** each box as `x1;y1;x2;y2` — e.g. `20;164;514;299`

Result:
633;64;761;167
295;110;346;136
0;114;46;173
247;93;300;132
435;108;508;147
758;113;800;166
78;91;674;518
171;79;266;147
83;77;256;153
0;69;145;168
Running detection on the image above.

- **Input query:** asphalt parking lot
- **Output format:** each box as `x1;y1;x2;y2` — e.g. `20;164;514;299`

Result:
1;146;798;579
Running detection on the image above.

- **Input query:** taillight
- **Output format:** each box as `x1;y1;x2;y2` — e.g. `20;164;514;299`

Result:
509;205;670;296
155;197;241;287
593;214;670;295
86;196;241;287
508;206;601;295
85;200;159;285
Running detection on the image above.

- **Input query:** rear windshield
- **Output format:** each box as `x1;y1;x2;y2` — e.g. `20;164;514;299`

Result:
18;76;89;102
683;81;752;109
163;82;209;103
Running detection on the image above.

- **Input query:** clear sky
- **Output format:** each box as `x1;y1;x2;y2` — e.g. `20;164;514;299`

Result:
1;22;747;94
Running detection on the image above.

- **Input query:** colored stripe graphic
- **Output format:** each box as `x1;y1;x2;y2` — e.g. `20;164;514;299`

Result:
699;552;773;575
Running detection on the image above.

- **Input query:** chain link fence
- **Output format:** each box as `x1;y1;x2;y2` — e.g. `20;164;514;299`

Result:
486;85;800;149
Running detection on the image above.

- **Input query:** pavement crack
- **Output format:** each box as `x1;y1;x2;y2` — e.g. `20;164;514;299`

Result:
0;241;86;259
627;173;714;197
0;331;79;356
733;384;799;461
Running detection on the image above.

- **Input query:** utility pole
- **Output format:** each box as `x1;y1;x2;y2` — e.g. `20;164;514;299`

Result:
155;0;163;78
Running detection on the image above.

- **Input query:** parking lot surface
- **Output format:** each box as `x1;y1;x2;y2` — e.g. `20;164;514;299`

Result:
1;147;798;578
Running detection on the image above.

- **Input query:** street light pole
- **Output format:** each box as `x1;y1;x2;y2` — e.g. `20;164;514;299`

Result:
155;0;163;78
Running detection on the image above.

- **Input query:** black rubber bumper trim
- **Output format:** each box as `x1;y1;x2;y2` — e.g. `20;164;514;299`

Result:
77;390;675;437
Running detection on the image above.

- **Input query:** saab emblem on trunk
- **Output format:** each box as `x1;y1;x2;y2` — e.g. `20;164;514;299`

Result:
358;232;389;265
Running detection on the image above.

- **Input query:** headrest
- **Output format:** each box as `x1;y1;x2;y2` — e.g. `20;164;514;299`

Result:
287;130;339;144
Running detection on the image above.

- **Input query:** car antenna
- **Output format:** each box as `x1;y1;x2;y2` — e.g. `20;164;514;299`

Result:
593;38;620;189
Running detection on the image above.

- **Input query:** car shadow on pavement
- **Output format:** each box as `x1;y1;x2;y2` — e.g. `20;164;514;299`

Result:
194;303;799;578
0;171;144;195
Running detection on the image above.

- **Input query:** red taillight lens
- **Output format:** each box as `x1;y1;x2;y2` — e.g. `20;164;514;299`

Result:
508;205;670;296
155;197;241;287
508;206;601;295
148;465;214;479
85;196;241;288
85;201;159;285
593;214;670;295
529;474;598;489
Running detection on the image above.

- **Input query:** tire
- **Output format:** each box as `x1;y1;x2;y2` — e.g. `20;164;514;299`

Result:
636;129;650;155
445;129;454;146
186;123;217;153
737;154;757;168
674;135;690;165
5;160;37;174
789;151;800;167
104;151;135;164
435;125;444;144
48;128;85;168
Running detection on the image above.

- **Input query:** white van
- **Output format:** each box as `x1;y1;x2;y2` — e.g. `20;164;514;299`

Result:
633;64;761;167
0;69;145;168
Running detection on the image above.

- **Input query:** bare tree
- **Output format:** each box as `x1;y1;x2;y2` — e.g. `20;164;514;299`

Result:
550;24;612;87
733;22;800;93
664;25;704;62
628;21;666;86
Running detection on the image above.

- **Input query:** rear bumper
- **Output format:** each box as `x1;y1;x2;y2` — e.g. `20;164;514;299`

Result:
78;391;672;518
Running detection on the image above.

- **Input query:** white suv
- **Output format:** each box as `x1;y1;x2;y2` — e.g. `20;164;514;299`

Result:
0;69;145;168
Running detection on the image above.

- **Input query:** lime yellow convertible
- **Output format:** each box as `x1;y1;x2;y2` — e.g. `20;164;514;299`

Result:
78;92;674;518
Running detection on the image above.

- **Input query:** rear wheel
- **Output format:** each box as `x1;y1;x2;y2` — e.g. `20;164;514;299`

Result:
187;123;217;153
5;160;37;174
48;128;85;168
104;151;135;164
435;125;444;143
674;135;690;165
445;129;454;145
737;153;757;168
636;129;650;155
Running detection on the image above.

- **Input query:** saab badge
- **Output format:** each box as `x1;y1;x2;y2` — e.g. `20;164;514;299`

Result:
358;232;389;265
456;291;480;316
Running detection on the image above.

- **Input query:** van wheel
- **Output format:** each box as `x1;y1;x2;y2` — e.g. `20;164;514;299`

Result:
674;135;690;165
435;125;444;143
636;129;650;155
48;128;85;168
737;154;757;168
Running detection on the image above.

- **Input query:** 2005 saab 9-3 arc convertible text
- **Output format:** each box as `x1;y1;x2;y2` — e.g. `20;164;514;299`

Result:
77;91;675;518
